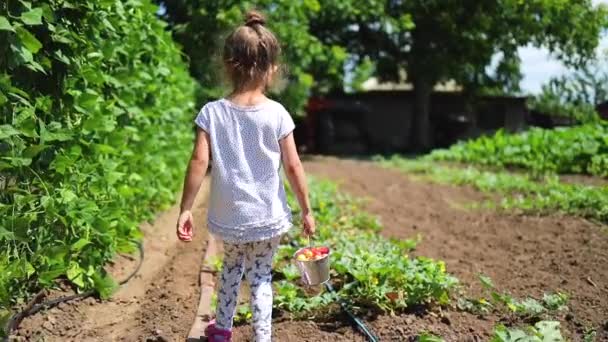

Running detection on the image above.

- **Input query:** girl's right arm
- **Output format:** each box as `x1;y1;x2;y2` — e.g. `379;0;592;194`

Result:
176;128;210;241
279;133;315;236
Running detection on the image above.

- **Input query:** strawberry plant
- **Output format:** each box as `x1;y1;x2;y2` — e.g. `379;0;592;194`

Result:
0;0;197;315
491;321;564;342
457;275;568;319
271;178;457;317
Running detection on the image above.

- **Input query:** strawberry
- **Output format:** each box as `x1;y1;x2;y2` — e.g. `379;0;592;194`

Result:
317;247;329;254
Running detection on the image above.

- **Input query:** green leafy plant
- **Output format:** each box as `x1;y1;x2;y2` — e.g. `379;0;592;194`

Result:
272;178;457;316
583;329;597;342
427;123;608;178
457;274;568;318
491;321;564;342
0;0;197;313
234;304;253;324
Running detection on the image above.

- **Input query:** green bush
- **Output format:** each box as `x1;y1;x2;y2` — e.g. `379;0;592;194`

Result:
428;123;608;177
0;0;196;313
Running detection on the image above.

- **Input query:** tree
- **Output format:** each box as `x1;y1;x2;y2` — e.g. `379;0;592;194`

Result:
158;0;347;113
311;0;608;150
529;50;608;123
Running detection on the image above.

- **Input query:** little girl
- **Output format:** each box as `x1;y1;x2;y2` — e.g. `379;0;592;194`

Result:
176;10;315;342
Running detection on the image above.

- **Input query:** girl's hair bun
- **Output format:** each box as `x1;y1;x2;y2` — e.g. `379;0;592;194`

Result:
245;10;266;27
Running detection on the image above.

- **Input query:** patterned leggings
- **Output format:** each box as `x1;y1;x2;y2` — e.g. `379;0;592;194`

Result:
215;236;280;342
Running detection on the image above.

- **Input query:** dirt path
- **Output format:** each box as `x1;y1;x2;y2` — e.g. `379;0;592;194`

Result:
12;158;608;341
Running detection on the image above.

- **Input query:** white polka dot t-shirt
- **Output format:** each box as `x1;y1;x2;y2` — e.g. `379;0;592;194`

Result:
194;98;295;243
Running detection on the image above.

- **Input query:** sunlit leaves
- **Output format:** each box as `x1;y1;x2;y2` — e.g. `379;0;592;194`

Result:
0;16;14;31
15;27;42;53
1;0;197;311
20;8;44;26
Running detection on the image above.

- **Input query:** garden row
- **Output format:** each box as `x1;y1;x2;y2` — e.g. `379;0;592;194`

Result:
379;158;608;225
213;177;573;341
378;118;608;226
207;178;456;321
0;0;197;324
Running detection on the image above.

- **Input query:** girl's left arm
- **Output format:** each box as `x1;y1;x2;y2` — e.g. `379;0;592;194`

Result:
177;128;210;241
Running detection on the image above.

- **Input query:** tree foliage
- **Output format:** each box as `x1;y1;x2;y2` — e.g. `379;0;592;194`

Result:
159;0;348;113
0;0;196;314
311;0;608;149
529;50;608;122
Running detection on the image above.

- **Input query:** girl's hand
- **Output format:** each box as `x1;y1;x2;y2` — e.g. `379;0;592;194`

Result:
301;212;315;236
177;210;194;242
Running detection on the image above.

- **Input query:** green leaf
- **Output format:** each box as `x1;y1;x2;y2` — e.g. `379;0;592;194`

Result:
53;50;71;64
71;238;90;251
66;262;85;287
75;91;100;111
23;144;48;158
419;333;444;342
517;298;545;316
92;272;118;299
19;1;32;10
0;124;20;139
535;321;563;341
41;129;71;142
10;43;33;64
20;8;44;25
59;188;77;203
16;26;43;53
39;268;67;285
0;227;16;241
478;274;495;289
25;60;46;74
41;4;56;23
490;325;531;342
24;261;35;277
0;16;14;31
5;157;32;167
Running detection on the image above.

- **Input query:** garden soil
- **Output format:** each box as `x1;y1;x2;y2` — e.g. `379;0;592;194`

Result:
12;158;608;341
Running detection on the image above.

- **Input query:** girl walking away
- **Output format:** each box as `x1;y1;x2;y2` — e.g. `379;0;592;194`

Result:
176;10;315;342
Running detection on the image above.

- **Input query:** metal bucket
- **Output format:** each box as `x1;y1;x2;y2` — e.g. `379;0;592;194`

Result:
293;247;330;286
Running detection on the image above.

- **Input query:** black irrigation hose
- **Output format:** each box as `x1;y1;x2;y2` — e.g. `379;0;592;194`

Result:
324;283;379;342
288;240;379;342
3;241;144;341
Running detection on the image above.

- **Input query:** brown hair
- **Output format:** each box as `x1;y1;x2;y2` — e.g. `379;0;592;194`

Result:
223;10;281;90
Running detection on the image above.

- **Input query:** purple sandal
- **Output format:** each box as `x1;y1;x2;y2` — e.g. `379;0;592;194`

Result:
204;320;232;342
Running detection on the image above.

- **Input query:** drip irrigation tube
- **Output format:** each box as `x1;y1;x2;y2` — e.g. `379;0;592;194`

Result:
324;282;379;342
2;241;144;341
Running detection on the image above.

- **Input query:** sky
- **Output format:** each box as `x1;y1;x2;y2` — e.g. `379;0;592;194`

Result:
519;0;608;94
